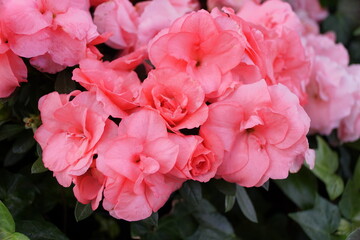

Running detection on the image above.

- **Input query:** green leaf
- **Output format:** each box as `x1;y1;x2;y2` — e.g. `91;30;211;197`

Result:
322;14;353;45
225;195;236;213
0;201;15;233
7;232;30;240
74;202;93;222
338;0;360;26
289;195;341;240
213;179;236;195
275;167;317;209
187;227;237;240
0;170;37;216
192;199;235;237
0;124;24;141
12;131;35;154
54;69;76;94
132;212;159;237
180;181;202;206
312;136;344;200
235;185;258;223
31;157;48;174
339;158;360;221
346;228;360;240
16;220;68;240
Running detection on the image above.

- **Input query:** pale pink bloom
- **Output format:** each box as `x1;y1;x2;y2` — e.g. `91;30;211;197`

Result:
97;108;183;221
168;134;221;182
338;65;360;142
207;0;259;11
303;34;356;135
34;91;113;187
72;57;142;118
200;80;312;187
136;0;199;48
94;0;199;51
287;0;328;22
214;7;310;104
94;0;139;50
149;10;245;99
237;0;302;34
73;163;106;210
140;68;208;130
0;37;27;98
2;0;100;73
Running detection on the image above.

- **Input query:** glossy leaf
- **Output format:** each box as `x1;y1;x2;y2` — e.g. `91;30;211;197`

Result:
276;167;317;209
225;195;236;213
289;195;341;240
312;136;344;200
235;185;258;223
31;157;47;174
180;181;202;207
16;220;68;240
0;201;15;233
346;228;360;240
74;202;93;222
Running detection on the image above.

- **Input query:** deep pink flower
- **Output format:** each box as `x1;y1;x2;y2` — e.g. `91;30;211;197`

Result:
73;163;106;210
200;80;313;187
97;108;183;221
34;91;115;187
169;134;222;182
2;0;100;73
148;10;245;99
140;68;208;130
72;58;142;118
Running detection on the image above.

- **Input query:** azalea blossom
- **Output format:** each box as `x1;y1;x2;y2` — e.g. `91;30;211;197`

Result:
200;80;313;187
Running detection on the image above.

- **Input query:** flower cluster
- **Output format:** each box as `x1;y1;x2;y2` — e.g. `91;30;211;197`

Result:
2;0;359;222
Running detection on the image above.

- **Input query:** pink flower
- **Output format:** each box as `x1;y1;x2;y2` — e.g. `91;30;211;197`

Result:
34;91;114;187
94;0;139;50
338;65;360;142
94;0;199;51
168;134;222;182
287;0;328;22
0;38;27;98
235;1;310;104
140;68;208;130
97;108;183;221
73;163;106;210
207;0;259;12
148;10;245;99
72;57;142;118
303;34;356;135
2;0;100;73
200;80;312;187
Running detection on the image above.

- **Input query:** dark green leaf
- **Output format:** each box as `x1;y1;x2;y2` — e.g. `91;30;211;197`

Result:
3;151;26;167
193;199;234;236
180;181;202;206
225;195;236;213
16;220;68;240
187;227;237;240
74;202;93;222
276;167;317;209
0;170;36;216
261;181;269;191
289;196;341;240
322;14;353;45
213;179;236;195
0;125;24;141
346;228;360;240
339;158;360;221
31;157;47;174
54;69;76;94
235;185;258;223
0;201;15;233
312;136;344;200
12;131;35;154
338;0;360;26
132;212;159;237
